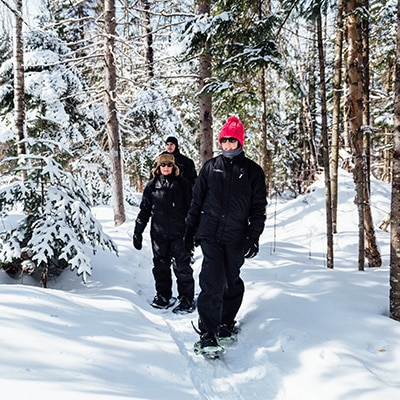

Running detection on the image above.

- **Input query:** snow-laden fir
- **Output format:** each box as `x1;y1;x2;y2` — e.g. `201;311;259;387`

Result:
1;168;399;400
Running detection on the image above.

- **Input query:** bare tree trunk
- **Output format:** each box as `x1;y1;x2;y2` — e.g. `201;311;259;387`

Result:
309;29;318;178
305;24;318;181
142;0;154;80
260;68;271;196
198;0;213;165
360;0;380;268
345;0;381;270
342;79;352;151
390;0;400;321
104;0;126;226
383;129;392;183
345;0;365;271
331;0;344;233
294;24;317;188
258;2;271;196
362;0;371;194
13;0;26;159
141;0;157;140
317;12;334;269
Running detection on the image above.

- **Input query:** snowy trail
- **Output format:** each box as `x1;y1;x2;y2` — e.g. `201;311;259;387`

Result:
4;171;400;399
85;183;400;400
128;234;281;400
162;311;280;400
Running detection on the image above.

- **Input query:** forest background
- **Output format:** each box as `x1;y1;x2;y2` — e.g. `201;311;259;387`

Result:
1;1;400;319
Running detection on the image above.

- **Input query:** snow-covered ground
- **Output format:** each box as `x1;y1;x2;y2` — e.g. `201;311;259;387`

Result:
1;168;399;400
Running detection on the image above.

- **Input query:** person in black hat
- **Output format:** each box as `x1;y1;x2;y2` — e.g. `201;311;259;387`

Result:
163;136;197;187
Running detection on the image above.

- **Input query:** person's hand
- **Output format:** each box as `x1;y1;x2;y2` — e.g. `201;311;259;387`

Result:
133;233;143;250
183;225;196;253
244;237;259;258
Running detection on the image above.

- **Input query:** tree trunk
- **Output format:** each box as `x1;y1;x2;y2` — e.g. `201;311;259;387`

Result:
331;0;344;234
360;0;381;268
317;12;334;269
198;0;213;165
13;0;26;159
383;129;392;183
345;0;365;271
345;0;381;270
390;0;400;321
142;0;154;80
260;68;271;197
294;24;317;189
104;0;126;226
307;26;319;180
258;1;271;195
362;0;371;195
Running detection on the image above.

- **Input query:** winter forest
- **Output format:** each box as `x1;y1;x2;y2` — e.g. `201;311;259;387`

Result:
1;0;400;321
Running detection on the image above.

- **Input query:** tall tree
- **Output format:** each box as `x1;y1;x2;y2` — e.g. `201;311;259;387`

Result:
317;9;334;269
345;0;381;270
390;0;400;321
361;0;371;194
198;0;213;165
331;0;344;233
345;0;366;270
359;0;381;269
142;0;154;80
259;0;271;193
104;0;126;226
13;0;25;159
303;23;319;183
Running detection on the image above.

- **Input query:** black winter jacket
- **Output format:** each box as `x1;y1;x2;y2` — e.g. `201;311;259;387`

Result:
186;151;267;244
135;174;192;239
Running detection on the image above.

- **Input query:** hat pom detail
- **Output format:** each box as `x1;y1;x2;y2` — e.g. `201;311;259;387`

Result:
227;116;240;124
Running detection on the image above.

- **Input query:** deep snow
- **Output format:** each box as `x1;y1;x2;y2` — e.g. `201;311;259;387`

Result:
1;168;400;400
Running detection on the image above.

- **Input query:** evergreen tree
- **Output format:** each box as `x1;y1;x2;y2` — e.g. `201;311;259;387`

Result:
0;142;118;286
0;29;117;285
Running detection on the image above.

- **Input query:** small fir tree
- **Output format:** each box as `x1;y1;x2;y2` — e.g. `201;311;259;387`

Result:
0;140;118;286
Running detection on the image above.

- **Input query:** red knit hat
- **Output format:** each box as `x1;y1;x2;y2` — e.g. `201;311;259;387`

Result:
218;116;245;147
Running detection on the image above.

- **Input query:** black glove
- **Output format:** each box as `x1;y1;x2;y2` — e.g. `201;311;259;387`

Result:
244;237;259;259
183;225;196;253
133;233;143;250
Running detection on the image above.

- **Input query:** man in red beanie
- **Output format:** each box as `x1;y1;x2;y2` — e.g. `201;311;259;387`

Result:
184;116;267;356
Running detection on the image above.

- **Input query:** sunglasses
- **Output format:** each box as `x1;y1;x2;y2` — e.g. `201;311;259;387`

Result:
220;137;238;143
160;163;173;167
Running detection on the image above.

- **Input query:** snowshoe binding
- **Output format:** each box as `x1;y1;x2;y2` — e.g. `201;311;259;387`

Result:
172;296;196;314
218;322;239;343
151;294;176;310
194;332;225;359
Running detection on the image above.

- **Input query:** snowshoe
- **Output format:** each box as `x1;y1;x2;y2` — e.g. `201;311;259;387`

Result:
194;332;225;359
172;296;196;314
218;322;239;342
151;295;176;310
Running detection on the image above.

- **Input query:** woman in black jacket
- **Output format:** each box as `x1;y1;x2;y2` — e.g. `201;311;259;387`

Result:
184;116;267;353
133;153;195;314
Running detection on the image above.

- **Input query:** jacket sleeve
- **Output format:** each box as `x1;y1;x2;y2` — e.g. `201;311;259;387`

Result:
181;176;193;212
247;163;267;240
186;159;198;186
186;160;210;228
134;181;153;234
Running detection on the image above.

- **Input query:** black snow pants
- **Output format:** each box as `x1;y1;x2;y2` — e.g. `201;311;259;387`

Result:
151;235;194;301
197;240;245;334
